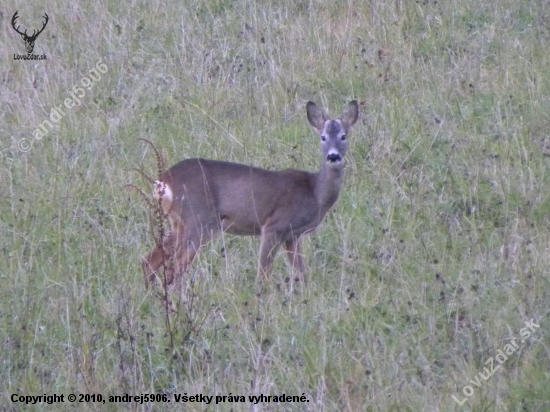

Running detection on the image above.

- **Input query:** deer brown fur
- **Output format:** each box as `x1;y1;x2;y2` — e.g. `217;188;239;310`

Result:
142;101;359;289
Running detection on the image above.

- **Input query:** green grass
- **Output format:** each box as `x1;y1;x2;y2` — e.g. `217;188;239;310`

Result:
2;0;550;410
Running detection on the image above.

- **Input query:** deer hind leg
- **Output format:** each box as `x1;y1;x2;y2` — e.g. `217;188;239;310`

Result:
142;213;186;288
142;180;181;287
168;225;214;295
284;236;307;282
142;232;177;288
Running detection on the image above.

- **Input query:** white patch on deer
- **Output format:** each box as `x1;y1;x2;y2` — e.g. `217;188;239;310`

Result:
152;180;170;200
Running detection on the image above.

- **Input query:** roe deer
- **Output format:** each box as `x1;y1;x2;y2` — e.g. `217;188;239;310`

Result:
142;100;359;289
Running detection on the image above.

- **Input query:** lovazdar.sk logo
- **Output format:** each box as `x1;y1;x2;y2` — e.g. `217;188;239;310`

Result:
11;10;48;60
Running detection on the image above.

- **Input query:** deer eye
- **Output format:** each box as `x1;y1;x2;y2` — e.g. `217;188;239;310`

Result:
341;135;347;141
321;136;327;141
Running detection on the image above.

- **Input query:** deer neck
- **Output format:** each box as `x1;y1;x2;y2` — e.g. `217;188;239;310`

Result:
315;162;345;215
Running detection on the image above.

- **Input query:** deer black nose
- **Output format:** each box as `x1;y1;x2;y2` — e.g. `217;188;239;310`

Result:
327;153;342;162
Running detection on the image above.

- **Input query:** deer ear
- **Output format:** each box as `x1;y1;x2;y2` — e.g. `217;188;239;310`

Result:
340;100;359;130
306;102;327;133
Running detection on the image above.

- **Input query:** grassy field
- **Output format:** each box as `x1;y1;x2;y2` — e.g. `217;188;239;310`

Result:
2;0;550;410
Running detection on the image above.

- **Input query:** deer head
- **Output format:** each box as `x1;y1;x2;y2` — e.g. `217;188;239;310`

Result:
11;11;49;54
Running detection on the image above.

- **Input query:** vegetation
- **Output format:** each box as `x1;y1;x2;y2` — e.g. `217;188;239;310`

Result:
1;0;549;410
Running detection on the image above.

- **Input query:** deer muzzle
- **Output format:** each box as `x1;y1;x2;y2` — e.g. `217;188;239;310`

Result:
326;153;342;163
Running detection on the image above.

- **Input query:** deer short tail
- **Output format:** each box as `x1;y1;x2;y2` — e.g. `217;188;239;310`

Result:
152;180;174;213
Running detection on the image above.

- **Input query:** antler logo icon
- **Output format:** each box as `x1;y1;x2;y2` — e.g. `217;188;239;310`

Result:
11;11;49;54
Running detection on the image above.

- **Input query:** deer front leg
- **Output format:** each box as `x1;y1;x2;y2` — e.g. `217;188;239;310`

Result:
285;236;307;282
258;230;281;280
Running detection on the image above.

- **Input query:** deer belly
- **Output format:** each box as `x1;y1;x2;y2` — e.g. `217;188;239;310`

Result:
219;215;261;236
